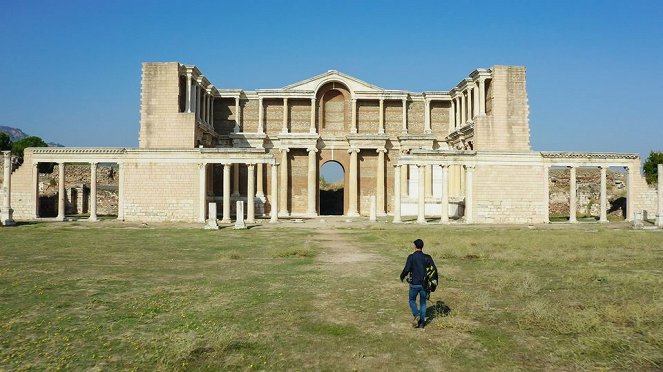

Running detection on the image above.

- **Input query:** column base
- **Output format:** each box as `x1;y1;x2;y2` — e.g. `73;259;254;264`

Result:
204;220;220;229
56;215;65;222
269;217;279;224
439;219;449;225
599;218;609;224
656;215;663;227
88;215;98;222
392;219;402;224
1;208;15;226
305;212;318;218
278;211;290;218
416;218;427;224
346;211;359;217
569;219;578;223
246;219;255;224
220;219;231;224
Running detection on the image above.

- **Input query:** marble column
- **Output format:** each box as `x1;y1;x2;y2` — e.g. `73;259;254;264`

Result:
307;147;318;216
247;164;255;223
222;163;231;223
393;165;402;223
198;163;207;223
478;78;486;116
210;96;214;126
279;148;289;216
376;148;386;216
117;163;125;221
89;162;98;222
424;99;431;134
310;98;316;134
234;97;241;133
439;165;449;224
448;100;455;134
232;164;240;197
467;86;474;119
455;96;461;128
195;85;201;121
282;98;289;133
256;163;264;198
270;163;279;223
57;162;65;221
569;166;577;223
599;166;608;223
401;98;408;134
461;91;467;125
417;164;426;224
464;165;474;224
347;148;360;217
625;166;633;221
400;162;409;197
543;165;550;223
351;98;358;134
378;98;385;134
185;73;192;113
424;165;432;198
258;97;264;134
33;162;39;218
1;151;15;225
656;164;662;227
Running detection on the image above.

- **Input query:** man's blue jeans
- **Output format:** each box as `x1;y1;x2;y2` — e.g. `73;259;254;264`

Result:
409;284;427;323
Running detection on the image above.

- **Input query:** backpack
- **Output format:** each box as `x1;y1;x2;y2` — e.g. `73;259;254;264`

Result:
424;255;438;293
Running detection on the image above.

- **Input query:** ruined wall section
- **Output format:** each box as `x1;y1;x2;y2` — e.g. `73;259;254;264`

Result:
475;66;530;152
139;63;196;149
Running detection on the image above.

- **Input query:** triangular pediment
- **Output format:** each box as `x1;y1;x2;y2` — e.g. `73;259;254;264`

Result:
282;70;383;92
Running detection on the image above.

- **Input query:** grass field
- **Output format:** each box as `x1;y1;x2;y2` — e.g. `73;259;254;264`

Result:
1;221;662;370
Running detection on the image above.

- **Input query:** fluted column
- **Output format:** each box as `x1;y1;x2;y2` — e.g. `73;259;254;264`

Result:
425;165;432;198
1;151;14;225
417;164;426;224
401;98;408;134
439;165;449;224
270;163;279;223
599;166;608;223
351;98;358;134
543;165;550;223
656;164;662;227
247;164;255;223
448;100;455;134
89;162;98;222
256;164;264;198
569;166;577;223
478;78;486;116
258;97;264;134
234;97;240;133
348;148;360;216
198;163;207;223
625;166;633;221
282;98;289;133
393;165;402;223
376;148;386;216
57;162;65;221
310;98;316;134
378;98;385;134
464;165;474;224
222;164;231;223
232;164;240;197
279;148;290;216
424;99;431;134
307;147;318;216
185;73;192;113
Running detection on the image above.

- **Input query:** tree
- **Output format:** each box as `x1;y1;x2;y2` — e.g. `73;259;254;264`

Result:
0;132;11;151
11;136;48;158
643;151;663;185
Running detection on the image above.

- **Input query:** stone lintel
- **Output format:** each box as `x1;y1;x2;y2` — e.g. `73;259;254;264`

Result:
229;133;267;149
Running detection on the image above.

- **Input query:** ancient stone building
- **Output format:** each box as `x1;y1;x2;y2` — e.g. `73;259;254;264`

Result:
2;62;661;226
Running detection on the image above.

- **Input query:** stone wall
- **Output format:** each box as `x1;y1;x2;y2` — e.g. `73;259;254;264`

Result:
549;168;625;217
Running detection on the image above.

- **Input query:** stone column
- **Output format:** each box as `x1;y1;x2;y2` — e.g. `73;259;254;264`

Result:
464;165;474;224
306;147;318;216
625;166;633;222
467;86;474;119
247;164;255;223
378;98;385;134
185;73;192;113
282;98;289;133
417;164;426;224
351;98;358;134
210;96;214;126
89;162;98;222
478;78;486;116
424;99;431;134
656;164;662;227
461;91;467;125
234;97;241;133
117;163;125;221
258;97;264;134
256;163;264;198
393;165;402;223
347;148;360;217
270;163;279;223
448;100;455;134
569;166;577;223
33;162;39;218
599;166;608;223
310;98;316;134
232;164;240;197
198;163;207;223
425;165;432;198
439;165;449;224
376;148;386;216
279;148;289;216
57;162;65;221
455;96;461;128
543;165;550;223
401;162;409;197
222;164;231;223
401;98;408;134
195;85;201;121
1;151;15;225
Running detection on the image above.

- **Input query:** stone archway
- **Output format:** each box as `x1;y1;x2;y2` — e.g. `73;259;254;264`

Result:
319;161;345;215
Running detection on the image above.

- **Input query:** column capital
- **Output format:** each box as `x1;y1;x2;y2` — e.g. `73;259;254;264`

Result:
247;163;256;169
376;147;387;153
347;147;361;154
464;164;476;170
394;163;402;168
310;97;316;103
307;147;319;153
280;147;290;153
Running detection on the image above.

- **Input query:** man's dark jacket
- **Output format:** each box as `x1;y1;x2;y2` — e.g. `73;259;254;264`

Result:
400;250;437;287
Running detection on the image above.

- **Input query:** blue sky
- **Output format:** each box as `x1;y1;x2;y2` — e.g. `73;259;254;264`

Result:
1;0;661;164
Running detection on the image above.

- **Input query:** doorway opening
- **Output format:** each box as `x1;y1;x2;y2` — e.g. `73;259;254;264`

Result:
319;161;344;215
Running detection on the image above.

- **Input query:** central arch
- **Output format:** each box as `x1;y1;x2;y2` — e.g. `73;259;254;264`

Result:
319;161;345;215
316;81;351;134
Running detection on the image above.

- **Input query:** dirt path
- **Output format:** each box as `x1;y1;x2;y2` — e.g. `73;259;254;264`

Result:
315;228;378;270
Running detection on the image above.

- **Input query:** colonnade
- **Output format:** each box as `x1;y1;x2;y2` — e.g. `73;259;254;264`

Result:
185;72;214;126
449;77;488;132
393;163;475;224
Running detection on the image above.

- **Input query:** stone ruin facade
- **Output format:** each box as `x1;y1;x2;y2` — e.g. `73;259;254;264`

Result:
1;62;661;226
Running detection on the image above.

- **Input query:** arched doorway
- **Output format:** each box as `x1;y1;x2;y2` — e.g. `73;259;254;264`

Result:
319;161;344;215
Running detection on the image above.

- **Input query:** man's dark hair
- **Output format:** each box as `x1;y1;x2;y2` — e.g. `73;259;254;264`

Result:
413;239;424;249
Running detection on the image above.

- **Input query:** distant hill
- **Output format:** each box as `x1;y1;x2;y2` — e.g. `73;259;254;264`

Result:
0;125;64;147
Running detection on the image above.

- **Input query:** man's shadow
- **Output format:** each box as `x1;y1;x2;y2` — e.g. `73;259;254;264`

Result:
425;299;452;325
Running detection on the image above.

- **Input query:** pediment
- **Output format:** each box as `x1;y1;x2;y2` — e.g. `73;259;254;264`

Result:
282;70;383;93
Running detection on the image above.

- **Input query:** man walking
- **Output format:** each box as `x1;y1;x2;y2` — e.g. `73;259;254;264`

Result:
400;239;437;329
